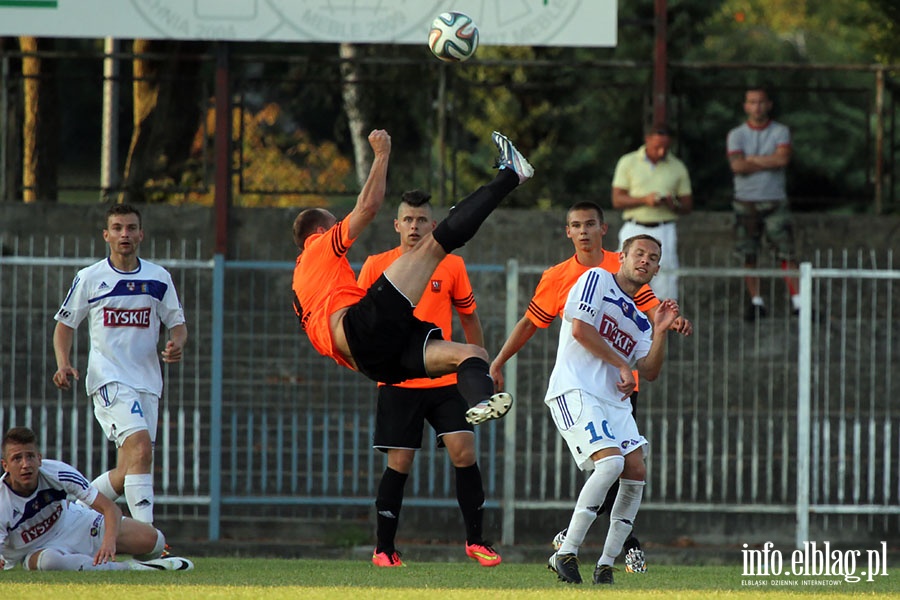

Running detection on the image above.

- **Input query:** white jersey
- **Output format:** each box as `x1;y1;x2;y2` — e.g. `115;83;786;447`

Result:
0;459;98;564
545;268;653;402
55;258;185;396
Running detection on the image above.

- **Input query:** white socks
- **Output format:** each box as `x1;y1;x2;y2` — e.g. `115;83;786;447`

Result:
34;548;130;571
92;471;121;501
124;473;155;524
598;478;645;567
751;295;766;307
132;529;167;562
558;455;624;556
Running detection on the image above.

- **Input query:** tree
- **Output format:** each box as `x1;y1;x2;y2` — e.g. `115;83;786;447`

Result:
19;36;58;203
119;39;206;204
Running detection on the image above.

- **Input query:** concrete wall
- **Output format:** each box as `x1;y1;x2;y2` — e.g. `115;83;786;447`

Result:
3;203;899;266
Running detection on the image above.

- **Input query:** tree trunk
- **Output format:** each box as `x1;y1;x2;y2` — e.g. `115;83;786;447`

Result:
120;39;205;204
19;36;58;203
0;38;22;203
339;43;369;189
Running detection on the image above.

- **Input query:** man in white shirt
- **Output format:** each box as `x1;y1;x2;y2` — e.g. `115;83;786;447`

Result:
545;235;679;585
52;204;187;525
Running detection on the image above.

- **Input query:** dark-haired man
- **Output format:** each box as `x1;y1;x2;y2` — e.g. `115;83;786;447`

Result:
358;190;499;568
52;204;187;525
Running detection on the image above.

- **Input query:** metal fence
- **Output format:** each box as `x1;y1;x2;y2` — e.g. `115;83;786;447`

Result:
0;237;897;546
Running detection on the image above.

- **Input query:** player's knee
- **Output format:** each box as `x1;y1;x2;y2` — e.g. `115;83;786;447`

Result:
461;345;489;364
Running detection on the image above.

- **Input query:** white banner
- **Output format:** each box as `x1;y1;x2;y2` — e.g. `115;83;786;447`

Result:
0;0;616;47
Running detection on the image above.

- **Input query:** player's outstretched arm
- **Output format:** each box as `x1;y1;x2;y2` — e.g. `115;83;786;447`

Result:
346;130;391;240
490;316;538;391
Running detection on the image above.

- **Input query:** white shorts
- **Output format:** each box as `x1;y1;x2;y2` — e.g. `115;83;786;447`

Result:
545;389;647;471
22;503;107;570
92;382;159;447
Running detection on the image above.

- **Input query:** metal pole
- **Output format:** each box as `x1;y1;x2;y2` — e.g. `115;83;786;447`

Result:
214;42;231;256
208;42;231;542
795;261;813;549
436;64;447;206
100;37;119;202
874;67;884;215
1;55;8;201
501;258;519;545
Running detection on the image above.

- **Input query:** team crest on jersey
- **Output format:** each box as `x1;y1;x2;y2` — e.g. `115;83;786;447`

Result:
430;280;442;293
126;282;135;291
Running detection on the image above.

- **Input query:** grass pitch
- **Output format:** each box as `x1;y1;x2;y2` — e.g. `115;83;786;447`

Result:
2;559;898;599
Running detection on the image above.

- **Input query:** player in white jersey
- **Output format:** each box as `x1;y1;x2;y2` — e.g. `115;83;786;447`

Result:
52;204;188;525
0;427;192;571
546;235;678;586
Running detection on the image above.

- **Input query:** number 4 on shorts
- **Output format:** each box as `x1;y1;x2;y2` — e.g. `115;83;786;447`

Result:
131;400;144;417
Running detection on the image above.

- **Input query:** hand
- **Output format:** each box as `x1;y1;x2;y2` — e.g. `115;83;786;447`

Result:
368;129;391;156
669;315;693;336
52;366;79;390
644;193;660;207
161;340;183;363
489;360;505;392
653;299;680;332
616;366;636;400
659;194;679;211
93;542;116;566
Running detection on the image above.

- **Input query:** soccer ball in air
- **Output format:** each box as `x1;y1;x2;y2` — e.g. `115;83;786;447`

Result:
428;12;479;63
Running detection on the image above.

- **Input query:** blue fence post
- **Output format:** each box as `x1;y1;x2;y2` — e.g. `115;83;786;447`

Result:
208;253;225;541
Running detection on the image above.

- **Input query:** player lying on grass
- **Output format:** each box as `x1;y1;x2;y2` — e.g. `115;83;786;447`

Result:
0;426;193;572
291;129;533;425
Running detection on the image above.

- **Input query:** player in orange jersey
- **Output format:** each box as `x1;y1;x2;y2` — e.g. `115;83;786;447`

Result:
292;129;532;426
490;201;692;574
358;190;500;568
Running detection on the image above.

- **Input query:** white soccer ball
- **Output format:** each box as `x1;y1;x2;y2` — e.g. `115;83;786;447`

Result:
428;11;479;63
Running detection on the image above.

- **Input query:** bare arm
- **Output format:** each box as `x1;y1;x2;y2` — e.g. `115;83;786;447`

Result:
89;491;124;565
161;323;188;363
458;310;485;348
748;144;791;169
571;317;635;399
612;187;658;210
645;304;693;336
346;130;391;240
635;299;679;381
489;316;539;391
729;152;763;175
52;322;79;390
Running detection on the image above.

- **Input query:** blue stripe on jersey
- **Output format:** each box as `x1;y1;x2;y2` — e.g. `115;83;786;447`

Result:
579;270;601;306
87;279;168;304
555;394;575;429
13;487;67;529
57;470;90;490
60;275;80;308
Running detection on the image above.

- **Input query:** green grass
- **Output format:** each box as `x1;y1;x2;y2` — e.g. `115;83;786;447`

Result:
2;559;899;598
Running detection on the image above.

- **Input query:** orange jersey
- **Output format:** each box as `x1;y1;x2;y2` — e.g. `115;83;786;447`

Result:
526;251;659;328
358;248;476;389
292;218;365;370
526;251;659;393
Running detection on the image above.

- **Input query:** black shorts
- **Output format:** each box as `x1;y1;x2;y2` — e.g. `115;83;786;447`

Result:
373;384;474;451
343;274;443;384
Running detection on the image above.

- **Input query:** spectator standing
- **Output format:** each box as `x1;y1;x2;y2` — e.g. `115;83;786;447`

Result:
612;123;693;301
727;85;801;321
